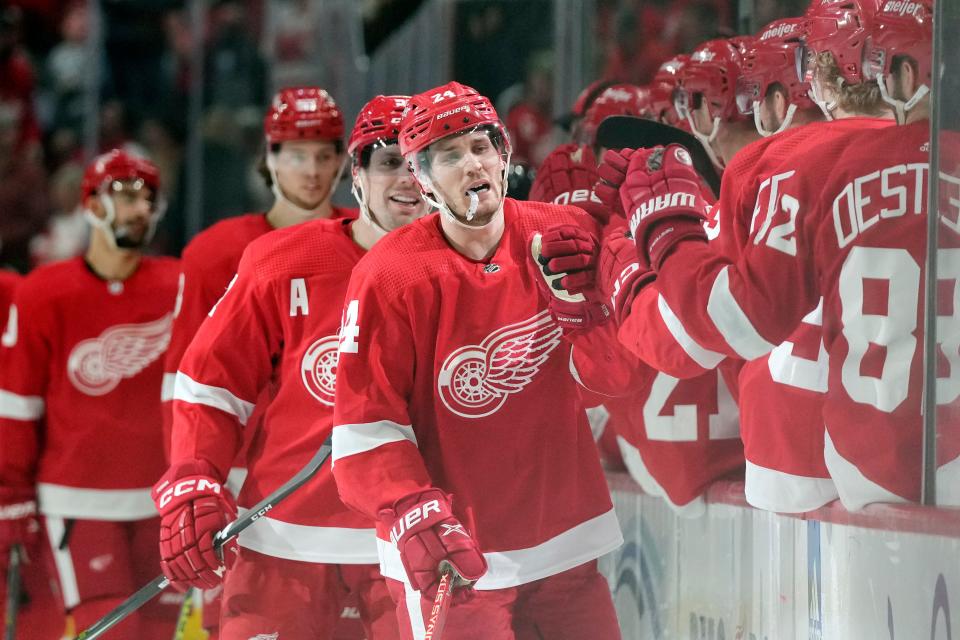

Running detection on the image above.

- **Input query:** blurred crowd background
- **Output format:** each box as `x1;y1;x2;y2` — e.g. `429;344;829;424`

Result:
0;0;822;274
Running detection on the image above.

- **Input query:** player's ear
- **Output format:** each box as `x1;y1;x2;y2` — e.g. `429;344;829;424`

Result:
896;57;918;97
769;87;789;121
84;194;105;218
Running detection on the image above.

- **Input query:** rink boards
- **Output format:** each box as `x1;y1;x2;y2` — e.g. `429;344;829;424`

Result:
599;473;960;640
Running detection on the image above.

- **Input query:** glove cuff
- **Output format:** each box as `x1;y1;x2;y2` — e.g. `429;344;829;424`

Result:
639;216;708;272
611;266;656;325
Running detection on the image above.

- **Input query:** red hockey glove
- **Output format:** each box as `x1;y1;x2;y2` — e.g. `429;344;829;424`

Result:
152;460;238;590
620;144;708;271
529;144;610;224
595;148;638;218
530;225;610;332
380;489;487;600
0;487;39;570
599;229;656;325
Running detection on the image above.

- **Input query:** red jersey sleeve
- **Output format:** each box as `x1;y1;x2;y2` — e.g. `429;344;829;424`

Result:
0;278;49;489
656;166;822;364
331;262;432;520
169;247;282;479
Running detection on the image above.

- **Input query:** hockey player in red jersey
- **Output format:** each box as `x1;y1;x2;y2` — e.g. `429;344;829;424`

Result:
604;5;892;512
602;0;956;511
155;95;428;640
162;86;349;459
159;86;350;637
0;270;65;640
0;149;180;638
331;82;623;639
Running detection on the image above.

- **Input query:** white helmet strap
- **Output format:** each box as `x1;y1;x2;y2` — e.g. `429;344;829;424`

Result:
686;113;725;170
753;101;797;137
876;74;929;125
350;173;390;241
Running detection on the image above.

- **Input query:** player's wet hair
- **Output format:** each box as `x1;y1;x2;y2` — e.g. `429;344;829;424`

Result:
814;51;887;116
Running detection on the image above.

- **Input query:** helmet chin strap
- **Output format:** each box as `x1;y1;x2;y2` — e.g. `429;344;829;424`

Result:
83;192;163;251
808;79;838;121
876;75;929;125
686;113;725;170
753;101;797;137
267;152;345;218
350;174;390;242
84;193;119;249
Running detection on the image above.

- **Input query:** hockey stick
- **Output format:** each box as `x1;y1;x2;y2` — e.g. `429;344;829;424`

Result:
4;545;22;640
423;566;455;640
170;588;194;640
75;436;333;640
595;115;722;197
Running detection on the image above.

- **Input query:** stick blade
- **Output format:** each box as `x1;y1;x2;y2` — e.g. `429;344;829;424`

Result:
596;116;721;196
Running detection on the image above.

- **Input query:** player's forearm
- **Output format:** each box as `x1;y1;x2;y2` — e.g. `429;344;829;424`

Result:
169;399;245;480
0;418;40;488
657;241;802;361
617;286;720;378
331;439;433;521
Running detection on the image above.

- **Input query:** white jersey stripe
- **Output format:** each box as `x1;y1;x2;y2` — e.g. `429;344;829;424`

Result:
332;421;418;463
823;428;909;512
173;372;255;425
236;510;378;563
743;460;838;514
657;294;726;370
403;582;428;639
160;372;177;402
707;266;777;359
45;517;81;609
377;508;622;590
38;483;156;520
0;389;44;421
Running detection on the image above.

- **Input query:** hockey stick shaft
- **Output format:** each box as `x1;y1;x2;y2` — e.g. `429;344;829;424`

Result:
4;545;22;640
170;588;194;640
75;436;333;640
423;566;455;640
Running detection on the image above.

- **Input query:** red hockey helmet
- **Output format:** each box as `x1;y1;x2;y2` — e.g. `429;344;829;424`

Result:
571;79;619;119
81;149;160;199
862;0;932;85
398;81;509;159
580;84;655;145
650;54;689;124
676;38;750;124
736;18;814;116
348;95;409;158
264;86;344;145
797;0;882;86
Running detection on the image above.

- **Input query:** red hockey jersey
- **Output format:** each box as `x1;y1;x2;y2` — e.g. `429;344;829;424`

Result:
716;118;889;511
162;213;273;455
655;121;960;510
170;216;378;563
611;368;741;514
0;257;179;519
332;200;622;590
